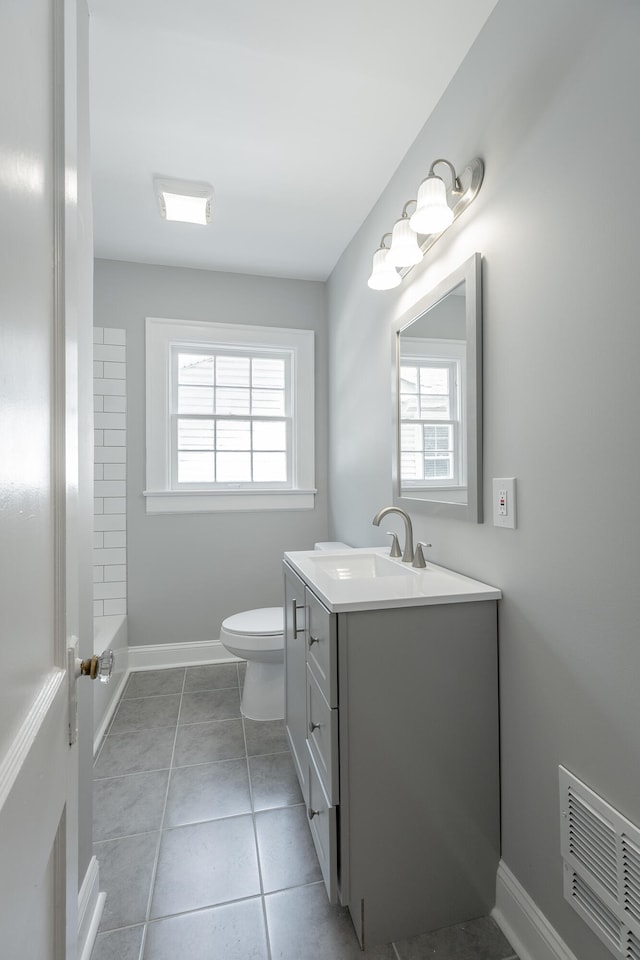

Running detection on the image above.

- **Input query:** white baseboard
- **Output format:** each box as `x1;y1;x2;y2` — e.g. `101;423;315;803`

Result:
493;860;578;960
128;639;240;671
93;666;130;755
78;856;106;960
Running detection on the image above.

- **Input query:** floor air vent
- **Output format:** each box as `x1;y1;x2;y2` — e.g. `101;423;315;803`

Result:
560;767;640;960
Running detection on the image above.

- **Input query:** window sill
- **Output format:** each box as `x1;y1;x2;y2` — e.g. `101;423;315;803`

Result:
401;485;466;493
143;489;316;514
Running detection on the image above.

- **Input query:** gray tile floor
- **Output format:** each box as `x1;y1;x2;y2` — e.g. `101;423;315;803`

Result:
91;664;518;960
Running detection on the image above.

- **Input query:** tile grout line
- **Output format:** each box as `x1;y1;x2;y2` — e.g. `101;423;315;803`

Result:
121;684;239;703
139;667;187;957
239;663;274;960
93;765;172;783
95;745;281;783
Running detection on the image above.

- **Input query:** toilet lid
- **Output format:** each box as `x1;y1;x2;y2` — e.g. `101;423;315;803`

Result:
222;607;283;637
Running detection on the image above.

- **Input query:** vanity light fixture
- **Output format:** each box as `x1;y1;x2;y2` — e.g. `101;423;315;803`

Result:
387;202;424;268
410;160;460;235
367;156;484;291
367;233;402;290
154;176;214;225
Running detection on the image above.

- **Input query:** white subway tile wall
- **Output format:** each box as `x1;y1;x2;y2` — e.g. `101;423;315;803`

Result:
93;327;127;616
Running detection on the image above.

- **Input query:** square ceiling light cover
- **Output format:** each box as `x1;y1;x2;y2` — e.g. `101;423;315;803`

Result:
154;177;213;225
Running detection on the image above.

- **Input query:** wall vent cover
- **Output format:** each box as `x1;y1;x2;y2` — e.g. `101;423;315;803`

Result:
627;930;640;960
560;766;640;960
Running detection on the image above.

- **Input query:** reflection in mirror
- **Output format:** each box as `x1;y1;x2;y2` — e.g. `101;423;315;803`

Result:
392;254;482;522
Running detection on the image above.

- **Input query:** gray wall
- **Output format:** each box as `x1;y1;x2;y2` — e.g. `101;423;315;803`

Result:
93;260;329;646
327;1;640;958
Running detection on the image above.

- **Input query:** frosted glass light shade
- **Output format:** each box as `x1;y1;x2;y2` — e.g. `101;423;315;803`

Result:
387;217;423;267
409;175;454;235
368;248;401;290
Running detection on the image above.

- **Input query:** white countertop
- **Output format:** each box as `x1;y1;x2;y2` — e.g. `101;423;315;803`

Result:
283;547;501;613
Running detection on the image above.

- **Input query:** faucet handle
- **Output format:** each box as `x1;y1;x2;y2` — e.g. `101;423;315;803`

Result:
386;532;402;558
412;541;432;568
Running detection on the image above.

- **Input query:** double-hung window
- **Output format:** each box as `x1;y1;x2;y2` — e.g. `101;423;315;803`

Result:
399;338;465;490
145;318;315;513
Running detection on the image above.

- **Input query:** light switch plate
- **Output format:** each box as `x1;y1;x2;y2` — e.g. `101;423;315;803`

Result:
493;477;516;528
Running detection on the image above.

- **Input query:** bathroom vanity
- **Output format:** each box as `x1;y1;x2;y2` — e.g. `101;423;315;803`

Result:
283;547;501;948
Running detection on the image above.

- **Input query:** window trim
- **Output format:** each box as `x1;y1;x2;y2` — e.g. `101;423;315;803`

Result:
144;317;315;513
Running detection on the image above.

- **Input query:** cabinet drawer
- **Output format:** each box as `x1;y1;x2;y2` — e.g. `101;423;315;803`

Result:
305;743;338;904
306;589;337;707
306;665;339;804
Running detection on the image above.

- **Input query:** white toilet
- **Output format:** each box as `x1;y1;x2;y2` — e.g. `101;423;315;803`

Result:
219;542;349;721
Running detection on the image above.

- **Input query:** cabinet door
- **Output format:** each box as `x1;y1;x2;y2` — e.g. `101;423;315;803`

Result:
306;588;337;707
283;563;307;793
307;665;339;804
306;744;338;904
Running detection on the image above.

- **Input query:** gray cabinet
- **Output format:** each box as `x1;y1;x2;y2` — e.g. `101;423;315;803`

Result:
283;560;500;949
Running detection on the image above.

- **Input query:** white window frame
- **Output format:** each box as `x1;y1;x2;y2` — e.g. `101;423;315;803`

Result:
399;337;466;492
145;317;315;513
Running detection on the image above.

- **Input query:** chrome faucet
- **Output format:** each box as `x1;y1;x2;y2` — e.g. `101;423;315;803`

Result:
372;506;414;563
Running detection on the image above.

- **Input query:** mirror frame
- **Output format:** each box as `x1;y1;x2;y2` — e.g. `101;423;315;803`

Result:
391;252;483;523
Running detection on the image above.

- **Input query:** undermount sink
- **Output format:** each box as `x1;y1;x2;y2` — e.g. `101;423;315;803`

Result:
307;552;414;580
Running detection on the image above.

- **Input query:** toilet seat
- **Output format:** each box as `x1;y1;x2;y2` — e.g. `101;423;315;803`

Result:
222;607;283;637
220;607;284;656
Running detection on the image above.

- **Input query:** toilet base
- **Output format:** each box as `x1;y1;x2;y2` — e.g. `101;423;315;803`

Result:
240;659;284;721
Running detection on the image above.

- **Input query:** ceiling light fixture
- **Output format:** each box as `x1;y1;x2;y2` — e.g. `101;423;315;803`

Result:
154;177;213;225
367;157;483;291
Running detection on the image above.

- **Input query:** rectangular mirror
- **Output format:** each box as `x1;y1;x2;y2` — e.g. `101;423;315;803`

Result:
392;253;482;522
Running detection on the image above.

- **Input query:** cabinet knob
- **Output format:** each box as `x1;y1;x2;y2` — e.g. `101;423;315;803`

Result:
309;720;322;734
308;807;320;820
308;634;320;647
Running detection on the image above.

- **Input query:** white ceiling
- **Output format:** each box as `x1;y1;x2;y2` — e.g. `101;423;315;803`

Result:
89;0;499;281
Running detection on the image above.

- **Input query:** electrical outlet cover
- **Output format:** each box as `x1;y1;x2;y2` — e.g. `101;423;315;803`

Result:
493;477;516;528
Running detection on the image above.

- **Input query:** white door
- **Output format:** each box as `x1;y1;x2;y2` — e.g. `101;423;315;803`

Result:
0;1;87;956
